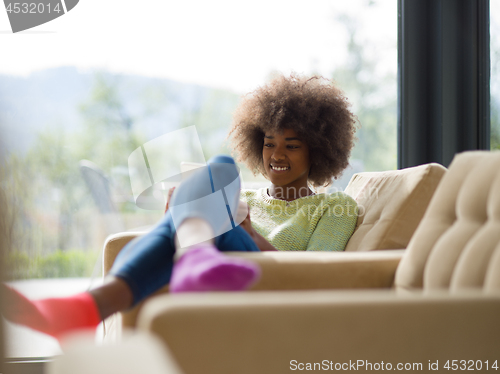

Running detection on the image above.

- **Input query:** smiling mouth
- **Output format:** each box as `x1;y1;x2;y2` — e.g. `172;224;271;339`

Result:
270;165;290;171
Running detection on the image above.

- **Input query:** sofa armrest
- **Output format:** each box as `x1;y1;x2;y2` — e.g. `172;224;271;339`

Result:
229;250;404;290
103;232;403;330
138;290;500;374
108;250;404;329
104;232;404;291
103;231;145;275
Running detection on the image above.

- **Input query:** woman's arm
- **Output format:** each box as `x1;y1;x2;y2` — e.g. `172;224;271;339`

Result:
249;229;278;251
238;201;278;251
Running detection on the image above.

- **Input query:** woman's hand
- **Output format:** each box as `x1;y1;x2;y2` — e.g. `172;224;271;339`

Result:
236;201;253;237
236;201;278;251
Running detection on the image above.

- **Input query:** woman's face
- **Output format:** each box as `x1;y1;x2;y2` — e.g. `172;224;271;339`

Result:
262;128;311;192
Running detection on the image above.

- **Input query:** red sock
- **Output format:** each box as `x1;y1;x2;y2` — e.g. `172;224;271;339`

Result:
1;284;101;340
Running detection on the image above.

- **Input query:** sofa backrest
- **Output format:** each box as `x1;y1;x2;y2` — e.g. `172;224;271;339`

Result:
344;163;446;251
395;151;500;292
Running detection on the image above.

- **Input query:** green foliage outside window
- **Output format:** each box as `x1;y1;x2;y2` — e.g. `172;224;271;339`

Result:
6;249;99;280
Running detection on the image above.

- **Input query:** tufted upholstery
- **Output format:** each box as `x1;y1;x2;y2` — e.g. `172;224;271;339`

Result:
395;151;500;292
344;163;446;251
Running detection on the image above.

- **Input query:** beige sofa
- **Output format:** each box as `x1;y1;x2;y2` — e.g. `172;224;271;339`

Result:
99;151;500;374
124;151;500;374
103;162;445;330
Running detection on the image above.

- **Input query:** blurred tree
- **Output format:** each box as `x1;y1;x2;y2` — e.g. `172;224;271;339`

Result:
24;128;82;252
181;88;240;160
1;72;153;271
0;153;36;255
331;13;397;172
78;73;146;172
492;100;500;151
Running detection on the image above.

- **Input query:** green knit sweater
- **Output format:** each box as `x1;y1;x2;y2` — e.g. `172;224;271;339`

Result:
240;188;358;252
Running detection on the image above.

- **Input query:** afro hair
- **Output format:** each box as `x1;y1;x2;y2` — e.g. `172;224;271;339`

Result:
228;73;357;187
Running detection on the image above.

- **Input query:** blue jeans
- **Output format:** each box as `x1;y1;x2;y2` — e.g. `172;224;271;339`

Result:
109;155;260;305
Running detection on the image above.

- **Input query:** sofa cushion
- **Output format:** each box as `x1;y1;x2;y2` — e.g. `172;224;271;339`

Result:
395;151;500;292
343;163;446;252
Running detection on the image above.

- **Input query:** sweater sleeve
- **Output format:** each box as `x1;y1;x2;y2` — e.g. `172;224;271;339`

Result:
305;194;358;252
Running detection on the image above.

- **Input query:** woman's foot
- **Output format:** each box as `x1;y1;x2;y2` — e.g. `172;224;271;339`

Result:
1;284;101;340
169;244;260;292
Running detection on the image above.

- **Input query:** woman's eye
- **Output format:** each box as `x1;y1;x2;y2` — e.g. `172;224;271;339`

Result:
264;143;274;147
287;145;298;149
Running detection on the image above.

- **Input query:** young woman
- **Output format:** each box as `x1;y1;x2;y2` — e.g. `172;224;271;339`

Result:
231;74;358;252
1;74;358;340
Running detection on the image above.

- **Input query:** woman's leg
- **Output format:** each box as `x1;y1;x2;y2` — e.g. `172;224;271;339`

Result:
167;155;260;292
1;155;259;338
169;154;242;246
1;224;260;326
109;155;259;298
107;213;177;306
1;284;102;339
1;212;175;339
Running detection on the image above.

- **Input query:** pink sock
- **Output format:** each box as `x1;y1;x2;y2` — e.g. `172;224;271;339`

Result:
169;245;260;293
1;285;101;340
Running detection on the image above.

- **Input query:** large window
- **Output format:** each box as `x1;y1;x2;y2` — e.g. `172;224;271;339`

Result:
0;0;397;360
0;0;398;284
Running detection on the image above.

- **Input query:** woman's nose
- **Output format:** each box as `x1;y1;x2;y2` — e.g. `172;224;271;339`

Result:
272;148;285;161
